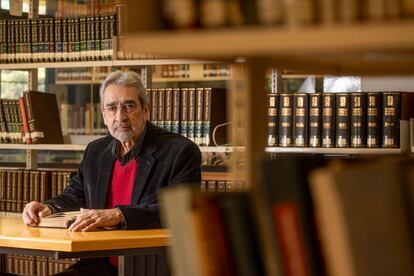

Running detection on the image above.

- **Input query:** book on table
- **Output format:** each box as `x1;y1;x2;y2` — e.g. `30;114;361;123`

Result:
36;211;81;229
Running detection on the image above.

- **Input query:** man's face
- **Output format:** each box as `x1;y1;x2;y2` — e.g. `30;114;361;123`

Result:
102;84;149;143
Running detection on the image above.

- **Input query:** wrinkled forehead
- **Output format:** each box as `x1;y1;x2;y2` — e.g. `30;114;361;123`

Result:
103;84;141;104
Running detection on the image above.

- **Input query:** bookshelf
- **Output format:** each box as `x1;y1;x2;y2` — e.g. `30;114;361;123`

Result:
0;59;215;70
124;2;414;188
125;21;414;75
124;1;414;275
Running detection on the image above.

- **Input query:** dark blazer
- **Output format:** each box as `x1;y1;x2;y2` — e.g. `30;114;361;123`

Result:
46;122;202;229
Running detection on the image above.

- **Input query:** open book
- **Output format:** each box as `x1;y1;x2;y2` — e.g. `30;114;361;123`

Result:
36;211;81;229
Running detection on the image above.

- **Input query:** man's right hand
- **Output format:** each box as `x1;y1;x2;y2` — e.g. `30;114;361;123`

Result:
22;201;52;226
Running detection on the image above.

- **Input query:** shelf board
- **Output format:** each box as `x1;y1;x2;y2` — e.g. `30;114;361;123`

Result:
265;147;403;155
199;146;244;153
0;144;86;151
0;143;404;154
125;21;414;75
152;76;230;82
55;80;103;85
202;171;230;181
0;59;216;70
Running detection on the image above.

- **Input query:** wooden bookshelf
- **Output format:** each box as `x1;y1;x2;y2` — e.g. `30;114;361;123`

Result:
0;59;216;70
125;22;414;76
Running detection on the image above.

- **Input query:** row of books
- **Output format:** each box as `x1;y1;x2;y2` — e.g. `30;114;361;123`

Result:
60;103;107;135
0;91;63;144
159;0;414;30
153;64;232;79
147;87;228;146
0;14;116;64
267;91;413;148
1;254;77;276
55;67;110;83
160;155;414;276
0;169;73;213
200;180;245;192
55;0;120;17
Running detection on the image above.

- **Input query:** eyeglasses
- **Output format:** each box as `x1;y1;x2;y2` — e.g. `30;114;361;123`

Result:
103;102;138;116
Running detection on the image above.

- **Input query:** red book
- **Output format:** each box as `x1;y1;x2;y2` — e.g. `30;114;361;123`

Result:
18;96;32;144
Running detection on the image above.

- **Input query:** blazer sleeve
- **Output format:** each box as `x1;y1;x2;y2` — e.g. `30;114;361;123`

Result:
117;141;201;229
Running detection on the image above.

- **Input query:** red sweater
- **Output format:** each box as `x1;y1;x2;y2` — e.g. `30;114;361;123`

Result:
107;159;137;267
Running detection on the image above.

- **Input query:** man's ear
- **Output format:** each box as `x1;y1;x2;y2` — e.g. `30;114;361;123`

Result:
143;103;150;121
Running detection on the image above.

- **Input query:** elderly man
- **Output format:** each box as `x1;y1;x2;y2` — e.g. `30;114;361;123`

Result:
22;70;201;275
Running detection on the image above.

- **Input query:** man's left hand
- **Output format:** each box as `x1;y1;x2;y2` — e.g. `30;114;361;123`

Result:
68;208;125;232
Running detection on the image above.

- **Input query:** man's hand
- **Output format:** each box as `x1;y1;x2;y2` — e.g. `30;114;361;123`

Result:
68;208;124;232
22;201;52;226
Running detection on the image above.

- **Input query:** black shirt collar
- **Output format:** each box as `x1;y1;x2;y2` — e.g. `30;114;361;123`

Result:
110;122;148;166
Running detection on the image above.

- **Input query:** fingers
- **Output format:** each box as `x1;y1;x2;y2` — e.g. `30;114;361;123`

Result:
67;209;118;232
22;201;45;226
38;206;52;218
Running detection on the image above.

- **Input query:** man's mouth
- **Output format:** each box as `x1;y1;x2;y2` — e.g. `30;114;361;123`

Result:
116;125;130;131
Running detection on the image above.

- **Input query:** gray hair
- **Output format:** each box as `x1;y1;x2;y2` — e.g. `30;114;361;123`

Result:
99;70;148;107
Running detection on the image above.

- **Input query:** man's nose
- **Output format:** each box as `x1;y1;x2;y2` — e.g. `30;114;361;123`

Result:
114;107;128;120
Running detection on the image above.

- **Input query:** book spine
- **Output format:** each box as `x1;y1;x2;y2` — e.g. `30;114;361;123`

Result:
172;88;181;134
54;18;62;62
202;87;212;146
0;20;5;63
30;19;37;62
335;93;350;147
79;17;87;61
46;17;53;61
187;88;196;141
200;180;206;192
62;17;69;62
367;92;381;148
0;170;5;212
14;20;21;63
16;170;23;213
322;93;335;148
350;93;367;147
207;180;217;192
309;93;322;147
150;88;158;127
157;88;165;129
94;15;101;60
273;202;310;276
23;170;30;207
39;18;46;62
7;20;15;63
18;97;32;144
86;16;93;60
24;92;38;143
3;100;9;142
6;171;12;212
267;93;279;147
165;88;173;132
382;92;401;148
14;99;23;143
293;93;308;147
40;171;51;202
279;94;293;147
49;18;56;62
180;88;189;137
195;88;204;145
0;100;7;143
24;20;31;63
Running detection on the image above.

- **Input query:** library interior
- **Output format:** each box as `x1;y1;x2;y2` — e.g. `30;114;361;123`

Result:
0;0;414;275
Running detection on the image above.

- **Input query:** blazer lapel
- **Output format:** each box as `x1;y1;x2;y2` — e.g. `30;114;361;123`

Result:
94;146;115;208
131;148;155;204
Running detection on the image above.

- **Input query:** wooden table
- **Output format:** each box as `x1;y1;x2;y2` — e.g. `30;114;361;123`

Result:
0;216;170;275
